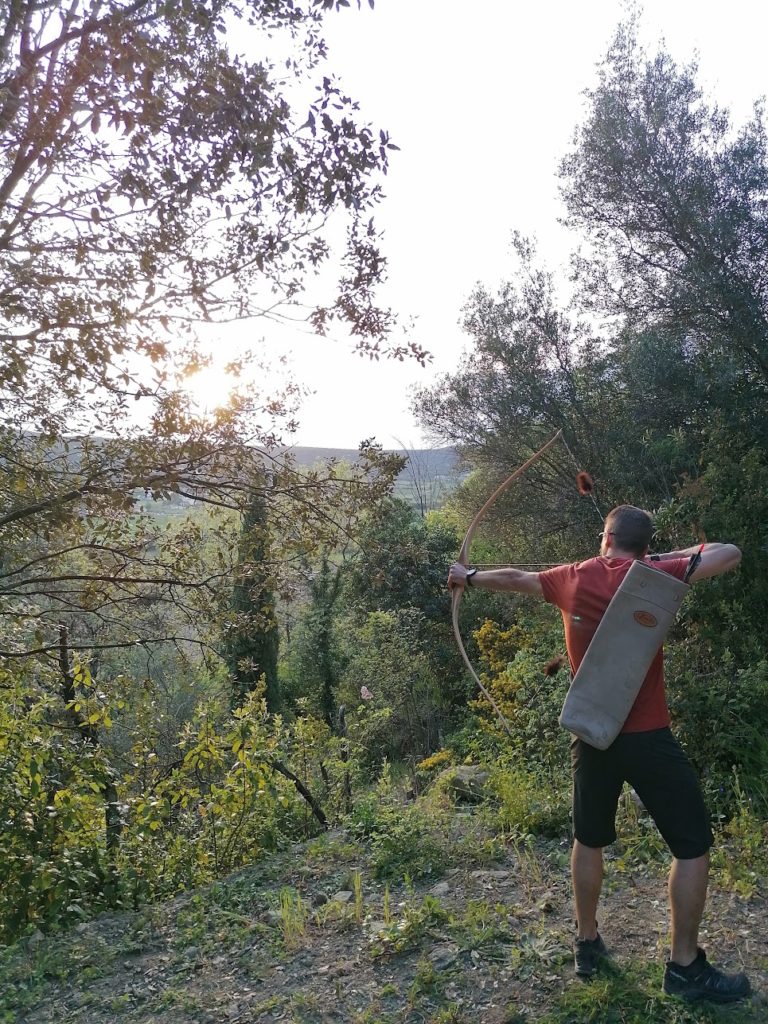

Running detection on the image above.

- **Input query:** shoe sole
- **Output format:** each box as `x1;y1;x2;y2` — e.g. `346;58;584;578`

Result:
663;985;751;1004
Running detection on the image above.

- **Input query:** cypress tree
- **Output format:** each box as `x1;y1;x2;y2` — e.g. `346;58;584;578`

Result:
226;489;280;711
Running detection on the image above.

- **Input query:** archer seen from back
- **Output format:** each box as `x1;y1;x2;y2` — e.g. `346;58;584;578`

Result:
449;504;750;1004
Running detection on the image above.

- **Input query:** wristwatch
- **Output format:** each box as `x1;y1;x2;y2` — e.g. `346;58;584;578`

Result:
466;568;479;586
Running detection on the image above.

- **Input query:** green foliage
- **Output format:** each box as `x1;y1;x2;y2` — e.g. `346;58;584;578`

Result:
487;766;571;840
369;893;449;955
666;650;768;804
282;558;345;723
349;783;451;881
450;898;516;955
225;490;280;711
711;772;768;898
338;610;450;762
343;499;460;624
0;660;119;941
471;612;571;780
542;959;757;1023
0;657;362;940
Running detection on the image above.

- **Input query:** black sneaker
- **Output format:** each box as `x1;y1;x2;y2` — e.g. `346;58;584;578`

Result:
663;948;751;1004
574;933;608;977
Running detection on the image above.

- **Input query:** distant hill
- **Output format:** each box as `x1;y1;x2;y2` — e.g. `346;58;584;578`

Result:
137;446;465;516
288;445;465;511
286;445;460;474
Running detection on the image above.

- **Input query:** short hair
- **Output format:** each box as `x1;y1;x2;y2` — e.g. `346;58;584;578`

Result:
604;505;653;556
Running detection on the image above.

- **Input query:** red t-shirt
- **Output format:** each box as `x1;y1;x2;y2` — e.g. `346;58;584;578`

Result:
539;556;689;733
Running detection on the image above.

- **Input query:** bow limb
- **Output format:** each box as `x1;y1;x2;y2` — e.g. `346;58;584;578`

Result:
456;429;563;567
452;428;564;738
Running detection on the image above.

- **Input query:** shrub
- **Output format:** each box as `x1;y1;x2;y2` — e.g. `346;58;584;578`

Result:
487;764;571;839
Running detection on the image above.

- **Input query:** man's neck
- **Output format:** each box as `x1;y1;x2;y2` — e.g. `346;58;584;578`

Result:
603;546;641;560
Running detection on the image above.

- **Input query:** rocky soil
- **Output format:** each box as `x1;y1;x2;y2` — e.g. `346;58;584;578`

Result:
2;812;766;1024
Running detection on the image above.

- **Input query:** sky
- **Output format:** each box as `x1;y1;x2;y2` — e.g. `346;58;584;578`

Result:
192;1;768;450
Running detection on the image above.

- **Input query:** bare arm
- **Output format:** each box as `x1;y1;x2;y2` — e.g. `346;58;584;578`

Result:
653;543;742;582
447;563;544;598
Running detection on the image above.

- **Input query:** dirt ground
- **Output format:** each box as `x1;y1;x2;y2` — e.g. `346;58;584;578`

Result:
2;817;767;1024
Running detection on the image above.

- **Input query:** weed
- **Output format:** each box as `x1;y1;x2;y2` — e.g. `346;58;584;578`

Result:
306;835;362;864
107;994;132;1012
408;955;446;1005
509;833;547;900
159;987;203;1012
351;1006;394;1024
279;887;307;948
371;894;450;957
711;773;768;898
450;899;514;958
489;764;571;839
252;995;284;1015
290;989;323;1019
508;926;568;981
383;882;392;924
353;868;364;923
430;1006;469;1024
455;830;506;867
174;895;210;949
349;796;451;880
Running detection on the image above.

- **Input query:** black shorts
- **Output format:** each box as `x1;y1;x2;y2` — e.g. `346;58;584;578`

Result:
571;727;713;859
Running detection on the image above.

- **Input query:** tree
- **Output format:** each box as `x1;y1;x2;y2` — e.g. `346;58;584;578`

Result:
343;496;461;622
560;17;768;400
413;17;768;798
1;0;415;429
413;236;618;560
0;0;410;661
226;487;280;711
283;556;344;724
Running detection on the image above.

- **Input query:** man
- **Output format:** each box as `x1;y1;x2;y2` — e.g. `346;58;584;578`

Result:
448;504;750;1003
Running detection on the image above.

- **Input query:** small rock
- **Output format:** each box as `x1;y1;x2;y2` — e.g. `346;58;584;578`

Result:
538;891;557;912
429;881;450;896
429;944;459;970
329;960;356;977
438;764;490;802
330;890;354;904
